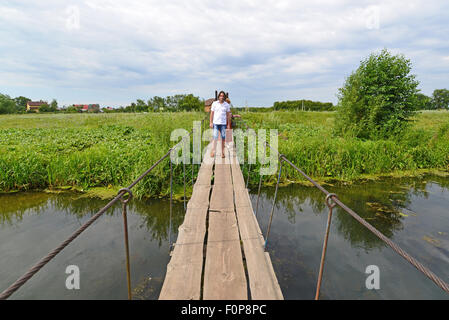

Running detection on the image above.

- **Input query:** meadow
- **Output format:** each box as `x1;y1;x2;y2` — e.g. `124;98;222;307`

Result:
0;110;448;198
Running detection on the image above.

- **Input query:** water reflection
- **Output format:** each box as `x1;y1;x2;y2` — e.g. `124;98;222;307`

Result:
0;191;184;300
251;175;449;299
258;176;448;251
0;192;184;246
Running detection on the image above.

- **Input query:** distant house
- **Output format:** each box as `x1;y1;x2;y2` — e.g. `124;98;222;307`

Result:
204;98;215;112
205;91;229;112
74;104;100;113
26;100;47;112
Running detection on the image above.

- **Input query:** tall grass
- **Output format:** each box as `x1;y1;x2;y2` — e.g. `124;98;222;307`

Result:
1;111;448;197
238;110;449;185
0;112;206;198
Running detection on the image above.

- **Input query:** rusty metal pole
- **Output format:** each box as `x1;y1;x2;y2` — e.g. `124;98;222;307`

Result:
183;156;186;211
255;173;263;217
246;163;251;189
169;152;173;252
315;193;337;300
264;158;283;251
118;188;133;300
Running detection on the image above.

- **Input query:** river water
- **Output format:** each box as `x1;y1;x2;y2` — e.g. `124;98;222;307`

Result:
0;175;448;299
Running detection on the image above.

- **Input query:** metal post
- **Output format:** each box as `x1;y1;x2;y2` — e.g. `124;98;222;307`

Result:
169;152;173;252
183;157;186;211
264;158;283;251
315;193;337;300
255;173;263;217
118;188;133;300
246;163;251;189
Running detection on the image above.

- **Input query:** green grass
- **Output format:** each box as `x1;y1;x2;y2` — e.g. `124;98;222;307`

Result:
236;110;449;185
1;110;448;197
0;112;207;198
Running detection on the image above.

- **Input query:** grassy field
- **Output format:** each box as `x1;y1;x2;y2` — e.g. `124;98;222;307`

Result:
239;110;449;185
0;110;448;198
0;112;207;198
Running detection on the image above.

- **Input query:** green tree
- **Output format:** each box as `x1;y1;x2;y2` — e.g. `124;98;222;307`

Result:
0;94;16;114
135;99;147;112
178;94;203;111
336;49;419;139
432;89;449;109
39;103;51;112
49;99;58;112
14;96;31;113
414;93;434;110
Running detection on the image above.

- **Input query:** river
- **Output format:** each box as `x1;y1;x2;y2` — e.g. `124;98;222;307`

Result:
0;175;448;299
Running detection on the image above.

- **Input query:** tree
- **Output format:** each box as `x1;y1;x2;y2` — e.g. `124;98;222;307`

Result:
336;49;419;139
414;93;434;110
14;96;31;113
49;99;58;112
432;89;449;109
0;94;15;114
178;94;203;111
135;99;147;112
38;103;51;112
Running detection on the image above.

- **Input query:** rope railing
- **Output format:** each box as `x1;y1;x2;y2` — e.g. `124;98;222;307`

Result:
235;117;449;299
0;117;207;300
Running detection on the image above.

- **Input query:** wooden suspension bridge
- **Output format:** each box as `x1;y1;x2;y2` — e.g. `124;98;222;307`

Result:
159;140;283;300
1;118;447;300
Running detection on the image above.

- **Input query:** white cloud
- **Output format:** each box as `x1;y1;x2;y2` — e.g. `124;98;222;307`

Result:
0;0;447;106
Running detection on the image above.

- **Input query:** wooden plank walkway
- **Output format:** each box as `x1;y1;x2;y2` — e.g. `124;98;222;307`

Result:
159;140;283;300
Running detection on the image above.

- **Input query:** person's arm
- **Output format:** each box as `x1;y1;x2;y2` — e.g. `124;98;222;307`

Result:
210;111;214;128
226;111;231;129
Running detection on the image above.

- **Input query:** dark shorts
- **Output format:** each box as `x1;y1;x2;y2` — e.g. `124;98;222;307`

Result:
213;124;226;140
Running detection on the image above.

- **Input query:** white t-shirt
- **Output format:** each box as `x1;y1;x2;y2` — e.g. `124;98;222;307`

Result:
211;101;231;125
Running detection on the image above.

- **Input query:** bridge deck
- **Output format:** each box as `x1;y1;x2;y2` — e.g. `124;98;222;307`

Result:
159;141;283;300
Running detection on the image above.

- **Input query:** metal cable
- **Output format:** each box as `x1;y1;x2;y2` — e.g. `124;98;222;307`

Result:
236;117;449;295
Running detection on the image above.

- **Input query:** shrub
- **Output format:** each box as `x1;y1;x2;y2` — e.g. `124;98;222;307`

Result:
336;49;419;139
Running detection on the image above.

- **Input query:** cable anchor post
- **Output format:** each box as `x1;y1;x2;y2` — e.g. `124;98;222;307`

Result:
315;193;337;300
118;188;133;300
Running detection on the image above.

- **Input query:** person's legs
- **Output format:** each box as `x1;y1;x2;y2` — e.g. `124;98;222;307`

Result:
211;124;219;157
220;125;226;158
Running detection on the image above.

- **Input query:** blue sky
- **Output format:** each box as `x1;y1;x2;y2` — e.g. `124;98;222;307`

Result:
0;0;448;107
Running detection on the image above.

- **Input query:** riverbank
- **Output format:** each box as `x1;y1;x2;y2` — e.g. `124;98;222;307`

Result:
1;111;448;198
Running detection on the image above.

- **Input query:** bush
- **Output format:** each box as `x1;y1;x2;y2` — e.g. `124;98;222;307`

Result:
336;49;419;139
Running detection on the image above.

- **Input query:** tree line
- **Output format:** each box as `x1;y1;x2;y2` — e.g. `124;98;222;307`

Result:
273;99;335;111
0;93;204;114
104;94;203;113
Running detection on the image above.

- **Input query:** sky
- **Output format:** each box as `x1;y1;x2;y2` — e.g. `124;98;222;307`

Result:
0;0;448;107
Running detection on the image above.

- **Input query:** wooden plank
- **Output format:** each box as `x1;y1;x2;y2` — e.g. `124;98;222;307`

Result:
234;187;253;208
231;165;246;187
195;165;213;186
203;145;247;300
187;184;211;209
159;207;208;300
203;209;248;300
214;164;232;185
230;151;284;300
209;184;234;211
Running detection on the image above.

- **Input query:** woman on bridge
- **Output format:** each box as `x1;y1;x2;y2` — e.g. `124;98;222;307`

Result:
209;91;231;158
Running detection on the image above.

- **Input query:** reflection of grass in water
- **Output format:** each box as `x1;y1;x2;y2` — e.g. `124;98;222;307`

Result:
0;191;183;248
132;276;164;300
0;192;51;225
257;175;448;251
